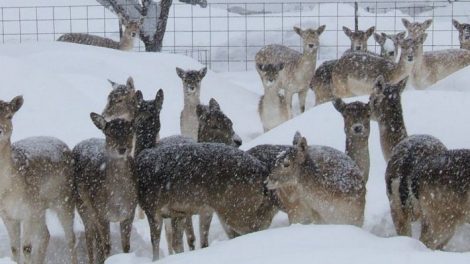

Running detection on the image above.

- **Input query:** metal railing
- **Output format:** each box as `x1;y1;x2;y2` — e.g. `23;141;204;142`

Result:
0;1;468;71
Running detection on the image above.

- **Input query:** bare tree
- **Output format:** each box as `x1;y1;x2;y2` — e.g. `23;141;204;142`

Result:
96;0;207;52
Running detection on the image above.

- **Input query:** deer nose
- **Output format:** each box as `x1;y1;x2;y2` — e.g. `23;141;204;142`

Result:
352;124;364;134
407;55;413;62
308;44;314;48
356;46;361;51
233;134;242;148
388;51;395;56
118;148;127;155
131;32;137;37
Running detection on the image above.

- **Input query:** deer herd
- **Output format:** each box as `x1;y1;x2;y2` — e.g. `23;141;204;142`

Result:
0;13;469;264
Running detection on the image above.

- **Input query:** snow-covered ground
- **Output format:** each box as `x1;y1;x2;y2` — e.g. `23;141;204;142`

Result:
0;41;470;263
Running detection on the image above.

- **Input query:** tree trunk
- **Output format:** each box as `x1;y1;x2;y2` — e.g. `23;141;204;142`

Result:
141;34;159;52
154;0;173;52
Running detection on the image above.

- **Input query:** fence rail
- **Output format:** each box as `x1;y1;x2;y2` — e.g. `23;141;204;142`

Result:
0;1;468;71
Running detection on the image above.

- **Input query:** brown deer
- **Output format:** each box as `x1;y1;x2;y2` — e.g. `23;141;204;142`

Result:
333;99;371;182
331;34;426;98
257;63;289;132
177;67;207;140
256;25;326;115
453;19;470;50
414;149;470;250
57;16;142;51
73;115;137;263
265;132;365;226
311;26;378;106
0;96;77;264
404;20;470;89
369;76;447;237
136;142;278;260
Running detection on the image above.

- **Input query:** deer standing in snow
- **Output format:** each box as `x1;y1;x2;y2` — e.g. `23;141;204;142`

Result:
331;33;426;98
58;16;142;51
369;76;447;237
402;19;470;89
177;67;207;140
0;96;77;264
265;132;365;226
73;114;137;263
333;99;371;182
256;25;326;117
311;25;377;106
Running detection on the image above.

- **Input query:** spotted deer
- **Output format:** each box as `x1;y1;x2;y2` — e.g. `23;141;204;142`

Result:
310;26;378;106
0;96;77;264
374;31;406;62
453;19;470;50
331;33;426;98
265;132;365;226
369;76;447;237
256;25;326;116
57;17;142;51
177;67;207;140
137;142;278;260
404;20;470;89
333;99;371;182
257;63;289;132
73;115;137;263
414;149;470;250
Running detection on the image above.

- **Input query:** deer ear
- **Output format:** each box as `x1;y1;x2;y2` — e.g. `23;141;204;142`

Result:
199;67;207;78
332;98;346;113
366;26;375;37
423;19;433;30
90;112;107;131
343;26;352;37
176;67;186;79
9;95;24;113
257;63;264;71
374;33;384;45
374;76;385;93
293;26;302;36
126;77;135;90
196;104;206;118
419;33;428;44
316;25;326;35
135;90;144;108
397;77;408;93
155;89;164;110
453;19;462;31
108;79;118;89
292;131;302;145
209;98;220;112
395;31;406;42
402;18;411;29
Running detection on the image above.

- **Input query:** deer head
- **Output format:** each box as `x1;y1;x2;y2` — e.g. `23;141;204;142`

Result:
369;76;408;122
196;98;242;147
453;19;470;49
343;26;375;51
176;67;207;98
0;96;23;142
402;18;432;38
256;63;284;88
293;25;326;54
91;113;134;158
333;98;371;141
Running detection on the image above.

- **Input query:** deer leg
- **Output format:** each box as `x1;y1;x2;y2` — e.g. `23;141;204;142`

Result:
184;216;196;251
95;220;110;263
298;88;308;113
82;218;96;264
171;217;185;254
164;218;174;255
147;212;163;261
120;209;135;253
2;215;20;263
199;207;213;248
56;204;77;264
136;205;146;220
22;217;35;264
32;215;50;264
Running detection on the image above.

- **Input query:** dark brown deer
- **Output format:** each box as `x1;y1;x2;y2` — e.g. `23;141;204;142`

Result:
73;114;137;263
369;76;446;237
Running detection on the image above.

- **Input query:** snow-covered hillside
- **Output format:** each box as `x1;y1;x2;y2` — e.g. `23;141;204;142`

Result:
0;42;470;263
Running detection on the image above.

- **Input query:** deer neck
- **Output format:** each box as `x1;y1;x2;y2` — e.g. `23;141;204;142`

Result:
346;137;370;182
119;33;135;51
390;53;415;83
377;105;408;161
183;94;200;111
135;127;156;157
298;49;318;72
0;139;17;195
